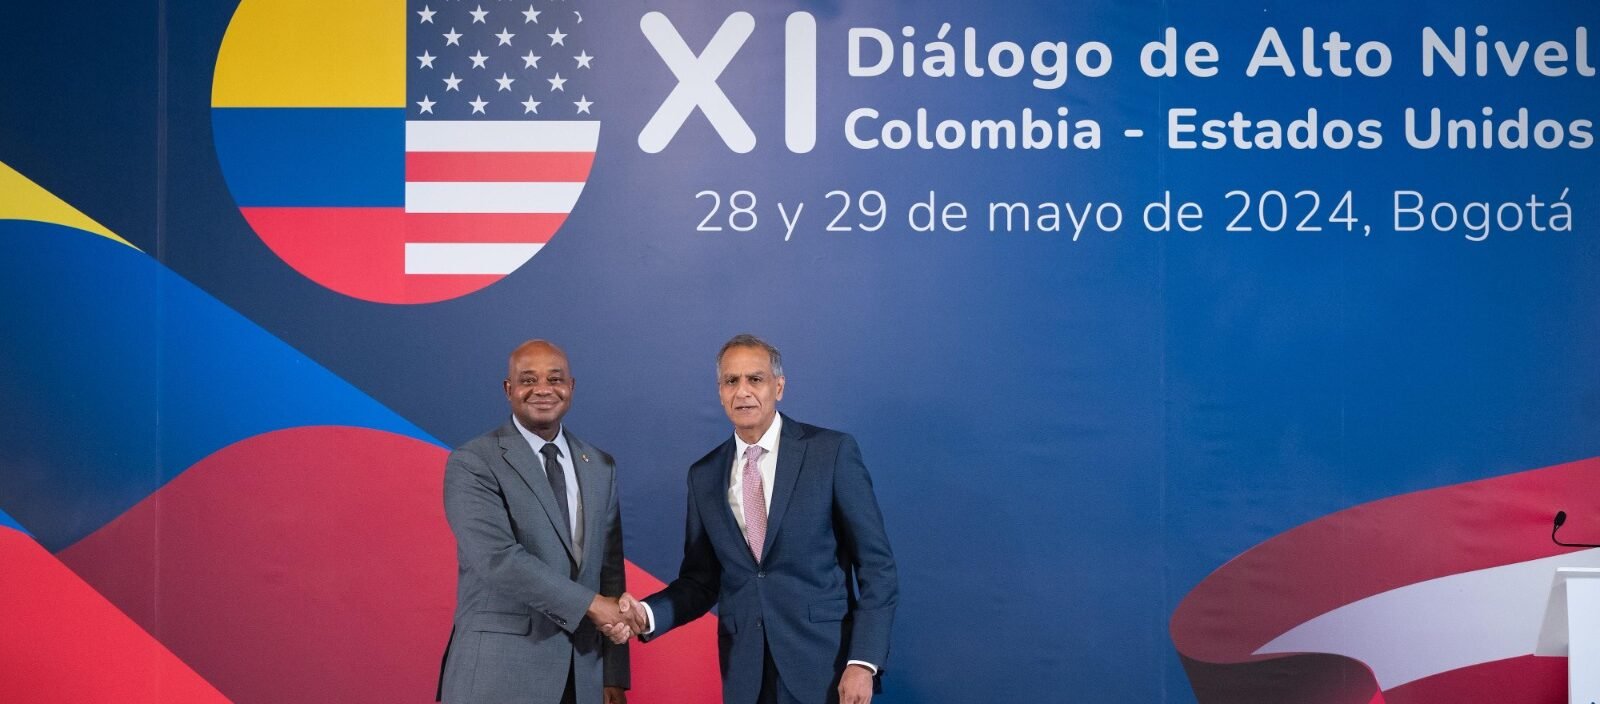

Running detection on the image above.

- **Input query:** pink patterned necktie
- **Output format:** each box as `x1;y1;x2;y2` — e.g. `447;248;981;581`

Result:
742;445;768;562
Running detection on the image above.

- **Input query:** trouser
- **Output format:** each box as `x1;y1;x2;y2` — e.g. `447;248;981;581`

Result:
756;639;783;704
559;661;576;704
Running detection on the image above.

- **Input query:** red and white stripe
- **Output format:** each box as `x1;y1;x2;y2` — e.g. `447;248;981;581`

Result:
1171;456;1600;704
1256;548;1600;689
403;121;599;276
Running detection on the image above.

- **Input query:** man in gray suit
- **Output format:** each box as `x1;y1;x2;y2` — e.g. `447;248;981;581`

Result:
438;340;630;704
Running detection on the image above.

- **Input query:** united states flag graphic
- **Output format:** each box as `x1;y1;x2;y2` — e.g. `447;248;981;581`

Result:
405;1;599;276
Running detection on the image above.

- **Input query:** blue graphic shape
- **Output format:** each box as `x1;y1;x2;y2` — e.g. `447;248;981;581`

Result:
0;220;438;551
0;507;29;536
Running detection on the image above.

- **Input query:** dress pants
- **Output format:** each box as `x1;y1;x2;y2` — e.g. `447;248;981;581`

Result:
757;639;783;704
756;637;825;704
559;663;576;704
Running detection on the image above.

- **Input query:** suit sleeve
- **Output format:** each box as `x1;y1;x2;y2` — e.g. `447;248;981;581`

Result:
600;463;631;689
640;471;722;640
833;434;899;669
443;447;596;633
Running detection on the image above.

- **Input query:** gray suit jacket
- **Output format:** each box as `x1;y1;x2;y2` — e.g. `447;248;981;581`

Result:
438;422;629;703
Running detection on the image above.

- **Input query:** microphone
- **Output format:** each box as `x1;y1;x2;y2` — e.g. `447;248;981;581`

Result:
1552;510;1600;548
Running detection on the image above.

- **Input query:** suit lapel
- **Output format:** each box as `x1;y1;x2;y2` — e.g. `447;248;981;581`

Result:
759;416;806;562
497;424;578;564
700;439;751;566
567;433;607;570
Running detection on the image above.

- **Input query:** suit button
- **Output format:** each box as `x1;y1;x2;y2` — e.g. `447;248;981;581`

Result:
757;571;765;578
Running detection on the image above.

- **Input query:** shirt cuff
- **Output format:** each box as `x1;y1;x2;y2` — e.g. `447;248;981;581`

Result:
638;600;656;635
846;660;878;675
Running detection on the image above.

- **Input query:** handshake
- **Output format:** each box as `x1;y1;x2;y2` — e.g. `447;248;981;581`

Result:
586;592;649;644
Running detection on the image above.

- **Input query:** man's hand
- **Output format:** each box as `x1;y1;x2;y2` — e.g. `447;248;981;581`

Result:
596;592;650;644
617;592;649;634
603;686;627;704
599;621;633;644
837;664;874;704
588;595;633;643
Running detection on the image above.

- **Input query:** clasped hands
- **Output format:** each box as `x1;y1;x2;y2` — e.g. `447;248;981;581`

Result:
587;592;648;644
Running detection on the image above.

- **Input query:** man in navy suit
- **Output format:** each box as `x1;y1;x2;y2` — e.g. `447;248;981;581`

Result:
614;334;898;704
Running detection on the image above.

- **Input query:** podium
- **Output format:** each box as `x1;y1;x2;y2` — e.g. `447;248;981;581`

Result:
1536;567;1600;704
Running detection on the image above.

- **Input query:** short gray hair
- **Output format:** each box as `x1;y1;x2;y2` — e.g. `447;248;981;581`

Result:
717;334;783;378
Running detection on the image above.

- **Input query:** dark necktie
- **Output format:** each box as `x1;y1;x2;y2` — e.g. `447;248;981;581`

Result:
539;442;572;537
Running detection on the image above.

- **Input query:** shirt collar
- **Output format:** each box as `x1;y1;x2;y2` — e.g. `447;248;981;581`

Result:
512;415;570;460
734;414;782;461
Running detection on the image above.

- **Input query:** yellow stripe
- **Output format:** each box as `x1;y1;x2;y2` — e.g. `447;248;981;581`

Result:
0;161;136;249
213;0;403;107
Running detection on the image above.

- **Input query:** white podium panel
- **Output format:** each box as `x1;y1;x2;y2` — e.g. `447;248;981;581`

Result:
1536;567;1600;704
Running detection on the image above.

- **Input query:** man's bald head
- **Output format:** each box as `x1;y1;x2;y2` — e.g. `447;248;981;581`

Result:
507;339;569;378
504;340;574;441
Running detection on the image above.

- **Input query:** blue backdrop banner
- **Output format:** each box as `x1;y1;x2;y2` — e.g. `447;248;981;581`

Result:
2;1;1598;702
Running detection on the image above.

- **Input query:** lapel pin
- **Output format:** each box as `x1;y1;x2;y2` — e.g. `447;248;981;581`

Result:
580;453;589;463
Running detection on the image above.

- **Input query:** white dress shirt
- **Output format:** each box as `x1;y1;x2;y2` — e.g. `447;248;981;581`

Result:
512;416;583;562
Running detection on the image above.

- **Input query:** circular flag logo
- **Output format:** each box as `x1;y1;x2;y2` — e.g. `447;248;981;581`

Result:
212;0;600;304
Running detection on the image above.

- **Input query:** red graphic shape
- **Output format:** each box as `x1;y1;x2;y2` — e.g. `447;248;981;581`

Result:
59;425;722;702
1171;457;1600;704
60;426;457;702
0;529;229;703
1383;654;1563;704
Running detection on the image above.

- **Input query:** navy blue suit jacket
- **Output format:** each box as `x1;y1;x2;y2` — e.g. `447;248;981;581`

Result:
642;416;897;704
